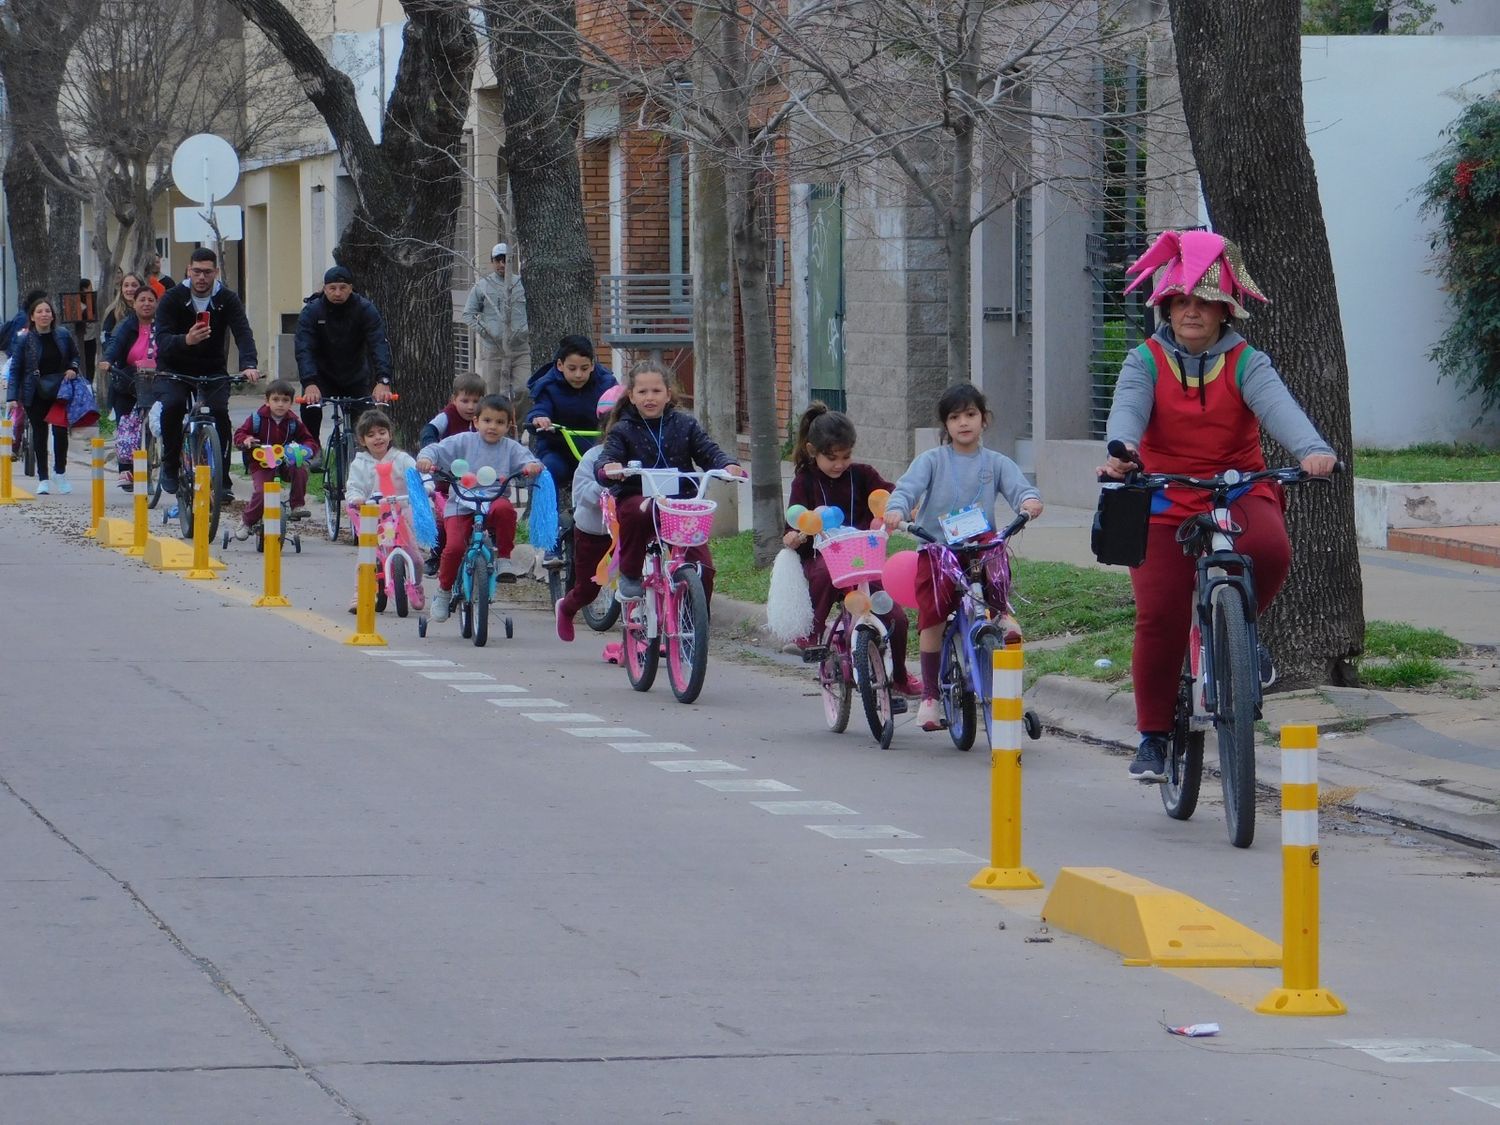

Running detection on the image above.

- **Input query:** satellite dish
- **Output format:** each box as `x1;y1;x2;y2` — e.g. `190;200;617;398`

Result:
171;134;240;204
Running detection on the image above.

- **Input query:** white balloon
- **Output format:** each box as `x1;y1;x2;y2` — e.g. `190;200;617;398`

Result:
476;465;498;486
869;591;894;616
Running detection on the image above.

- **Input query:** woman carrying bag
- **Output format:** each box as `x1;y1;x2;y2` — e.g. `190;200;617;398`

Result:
5;296;81;494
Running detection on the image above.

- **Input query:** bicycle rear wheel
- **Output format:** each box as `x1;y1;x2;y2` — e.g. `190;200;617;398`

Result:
665;566;710;703
1162;656;1205;821
940;630;977;751
854;623;895;749
1212;585;1258;848
622;596;658;692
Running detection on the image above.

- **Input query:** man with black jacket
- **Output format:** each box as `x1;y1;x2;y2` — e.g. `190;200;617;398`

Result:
294;265;394;450
155;248;260;499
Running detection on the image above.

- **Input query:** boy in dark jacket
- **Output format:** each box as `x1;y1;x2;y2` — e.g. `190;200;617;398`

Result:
525;334;617;487
154;248;260;499
232;380;317;537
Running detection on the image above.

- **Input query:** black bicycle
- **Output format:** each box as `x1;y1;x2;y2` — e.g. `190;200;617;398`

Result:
300;393;386;542
159;371;244;543
1112;446;1335;848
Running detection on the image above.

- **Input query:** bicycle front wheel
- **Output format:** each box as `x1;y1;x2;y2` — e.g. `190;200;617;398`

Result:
819;617;852;733
854;623;894;749
323;441;345;542
472;555;491;647
20;419;35;478
973;624;1007;748
1212;585;1258;848
177;432;199;539
940;629;977;751
1162;655;1205;821
391;554;410;618
622;597;658;692
665;566;710;703
201;430;223;543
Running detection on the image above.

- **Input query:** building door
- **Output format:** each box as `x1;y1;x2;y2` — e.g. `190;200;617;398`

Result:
806;184;845;411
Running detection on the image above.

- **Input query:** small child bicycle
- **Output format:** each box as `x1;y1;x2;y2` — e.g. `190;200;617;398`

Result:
904;514;1042;751
417;467;514;646
609;464;744;704
364;460;425;618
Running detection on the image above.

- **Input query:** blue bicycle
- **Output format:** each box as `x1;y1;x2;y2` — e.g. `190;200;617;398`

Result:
417;470;514;646
906;514;1042;751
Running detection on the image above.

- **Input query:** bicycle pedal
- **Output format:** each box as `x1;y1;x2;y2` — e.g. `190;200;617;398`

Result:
800;646;828;664
496;573;518;584
890;697;909;715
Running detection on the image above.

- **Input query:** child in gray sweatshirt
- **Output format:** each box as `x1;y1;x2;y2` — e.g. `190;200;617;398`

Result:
883;384;1044;731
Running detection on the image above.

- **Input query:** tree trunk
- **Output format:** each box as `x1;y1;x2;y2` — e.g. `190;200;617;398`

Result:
692;161;737;449
485;0;596;372
729;168;782;567
1168;0;1364;687
3;150;52;296
225;0;478;435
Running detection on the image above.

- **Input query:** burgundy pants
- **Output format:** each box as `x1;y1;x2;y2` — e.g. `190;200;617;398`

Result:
1129;491;1291;731
616;494;715;601
439;500;517;591
559;528;613;618
242;465;308;525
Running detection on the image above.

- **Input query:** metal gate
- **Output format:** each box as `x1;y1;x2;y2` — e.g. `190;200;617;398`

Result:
807;184;846;412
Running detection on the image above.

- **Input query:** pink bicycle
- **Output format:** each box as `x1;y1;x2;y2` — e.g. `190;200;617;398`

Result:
613;465;743;704
351;461;426;617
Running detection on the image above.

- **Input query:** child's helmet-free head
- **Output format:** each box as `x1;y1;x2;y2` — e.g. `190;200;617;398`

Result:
597;384;624;417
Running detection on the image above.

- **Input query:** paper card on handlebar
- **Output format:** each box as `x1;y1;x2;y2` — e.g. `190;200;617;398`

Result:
940;504;990;545
1091;482;1154;567
639;468;684;498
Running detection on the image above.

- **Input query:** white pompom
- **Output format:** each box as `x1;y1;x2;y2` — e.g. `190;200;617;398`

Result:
766;548;815;642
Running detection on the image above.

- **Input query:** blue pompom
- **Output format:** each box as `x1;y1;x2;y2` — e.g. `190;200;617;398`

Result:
528;468;560;553
407;466;438;549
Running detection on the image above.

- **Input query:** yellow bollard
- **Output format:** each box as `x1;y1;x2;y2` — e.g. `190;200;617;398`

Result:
970;644;1043;890
85;437;105;536
346;501;386;646
127;449;149;556
253;480;291;607
0;413;35;504
184;464;216;580
1256;724;1347;1016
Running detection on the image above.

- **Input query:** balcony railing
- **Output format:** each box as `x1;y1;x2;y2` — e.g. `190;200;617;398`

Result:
598;273;694;349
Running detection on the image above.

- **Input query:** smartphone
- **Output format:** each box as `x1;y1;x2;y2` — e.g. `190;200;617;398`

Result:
195;311;211;328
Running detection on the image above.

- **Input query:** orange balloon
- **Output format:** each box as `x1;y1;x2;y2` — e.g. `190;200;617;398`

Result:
797;510;824;535
868;489;891;518
843;589;871;616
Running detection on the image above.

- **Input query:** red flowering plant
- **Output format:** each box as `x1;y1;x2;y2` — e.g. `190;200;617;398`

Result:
1421;99;1500;417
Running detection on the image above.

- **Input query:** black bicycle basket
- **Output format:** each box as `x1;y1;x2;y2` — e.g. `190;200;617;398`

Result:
1090;482;1154;567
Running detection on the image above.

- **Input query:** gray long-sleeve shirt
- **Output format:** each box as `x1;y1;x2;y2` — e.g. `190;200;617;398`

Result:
887;445;1041;542
1105;325;1334;460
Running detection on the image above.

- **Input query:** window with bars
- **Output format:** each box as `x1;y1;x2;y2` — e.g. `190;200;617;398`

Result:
453;323;473;374
1088;58;1150;440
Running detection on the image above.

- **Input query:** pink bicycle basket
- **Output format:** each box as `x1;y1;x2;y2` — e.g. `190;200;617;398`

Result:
816;527;888;588
656;497;717;547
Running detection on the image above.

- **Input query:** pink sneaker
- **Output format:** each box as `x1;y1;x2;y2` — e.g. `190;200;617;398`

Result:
556;601;575;643
407;584;425;612
917;698;945;731
602;641;623;664
892;673;923;698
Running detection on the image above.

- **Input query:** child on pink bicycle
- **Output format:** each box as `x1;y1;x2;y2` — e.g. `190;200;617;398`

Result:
345;407;423;613
596;361;745;601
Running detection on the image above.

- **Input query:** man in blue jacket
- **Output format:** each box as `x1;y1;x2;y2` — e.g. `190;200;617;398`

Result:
155;249;260;499
295;265;394;452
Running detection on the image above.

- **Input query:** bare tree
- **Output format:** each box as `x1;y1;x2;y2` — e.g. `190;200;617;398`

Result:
48;0;316;291
1167;0;1363;687
221;0;479;430
0;0;100;300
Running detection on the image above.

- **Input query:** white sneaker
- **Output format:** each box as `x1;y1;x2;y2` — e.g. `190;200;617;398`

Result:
56;476;71;495
234;523;252;541
430;589;452;622
36;480;50;495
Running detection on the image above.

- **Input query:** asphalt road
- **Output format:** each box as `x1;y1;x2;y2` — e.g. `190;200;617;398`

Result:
5;493;1500;1124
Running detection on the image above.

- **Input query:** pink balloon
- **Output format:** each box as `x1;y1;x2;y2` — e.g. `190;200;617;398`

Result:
882;549;921;609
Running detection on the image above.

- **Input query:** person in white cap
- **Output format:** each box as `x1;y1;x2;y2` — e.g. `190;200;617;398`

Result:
463;242;530;400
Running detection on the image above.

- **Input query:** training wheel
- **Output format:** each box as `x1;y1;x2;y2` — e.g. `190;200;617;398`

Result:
1024;709;1042;741
417;616;428;638
504;616;513;639
221;530;231;550
292;535;302;554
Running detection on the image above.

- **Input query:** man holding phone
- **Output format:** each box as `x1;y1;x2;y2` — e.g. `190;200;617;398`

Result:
155;247;260;499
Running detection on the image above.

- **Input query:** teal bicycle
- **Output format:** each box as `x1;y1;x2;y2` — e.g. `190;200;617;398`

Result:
417;469;514;646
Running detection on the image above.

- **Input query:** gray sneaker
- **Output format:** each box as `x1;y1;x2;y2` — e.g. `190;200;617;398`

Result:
430;589;452;622
1129;735;1168;783
617;576;644;600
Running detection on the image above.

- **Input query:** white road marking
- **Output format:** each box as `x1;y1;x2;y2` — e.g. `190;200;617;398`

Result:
364;650;424;657
612;742;697;754
1454;1089;1500;1109
450;684;527;693
650;760;745;773
868;848;985;865
1336;1040;1500;1063
418;671;494;681
808;825;921;839
565;727;649;738
391;659;458;667
487;698;566;708
752;801;858;816
525;713;603;723
698;780;800;793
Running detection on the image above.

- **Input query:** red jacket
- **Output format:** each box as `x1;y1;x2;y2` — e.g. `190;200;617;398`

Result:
234;405;319;454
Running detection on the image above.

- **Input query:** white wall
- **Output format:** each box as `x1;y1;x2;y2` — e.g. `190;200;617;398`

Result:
1302;35;1500;448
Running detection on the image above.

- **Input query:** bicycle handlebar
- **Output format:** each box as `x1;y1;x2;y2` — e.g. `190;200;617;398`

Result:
154;370;249;386
898;510;1030;546
429;467;513;505
1103;440;1344;491
293;393;398;405
606;464;746;500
